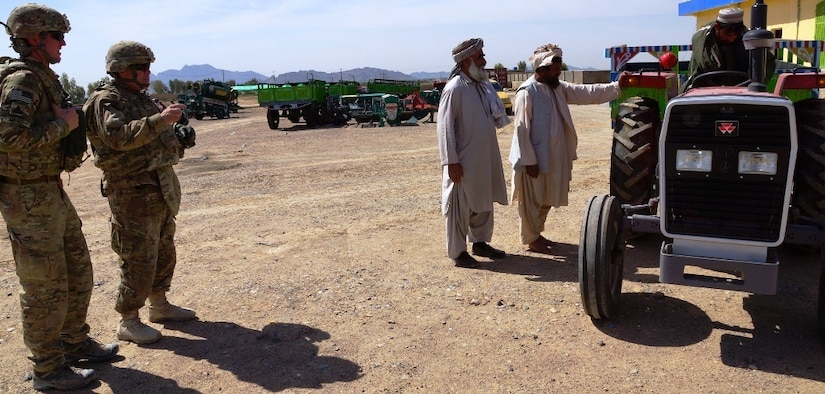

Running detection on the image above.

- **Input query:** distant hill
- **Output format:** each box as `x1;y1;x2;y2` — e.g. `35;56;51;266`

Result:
152;63;595;87
153;64;444;86
154;64;268;86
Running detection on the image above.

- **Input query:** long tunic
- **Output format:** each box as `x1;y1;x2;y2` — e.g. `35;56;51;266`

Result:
438;72;508;214
509;76;619;207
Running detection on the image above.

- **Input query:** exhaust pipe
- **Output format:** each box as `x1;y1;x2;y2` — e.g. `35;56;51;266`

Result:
744;0;773;92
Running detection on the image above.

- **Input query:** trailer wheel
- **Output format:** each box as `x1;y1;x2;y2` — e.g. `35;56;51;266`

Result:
610;96;660;206
793;98;825;219
304;104;318;129
194;112;204;121
287;109;301;124
579;194;625;320
266;108;279;130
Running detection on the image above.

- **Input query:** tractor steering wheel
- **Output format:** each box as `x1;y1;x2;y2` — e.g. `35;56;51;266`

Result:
686;70;750;90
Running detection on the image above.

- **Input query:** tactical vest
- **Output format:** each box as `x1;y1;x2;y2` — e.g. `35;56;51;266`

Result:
0;57;70;177
85;82;180;183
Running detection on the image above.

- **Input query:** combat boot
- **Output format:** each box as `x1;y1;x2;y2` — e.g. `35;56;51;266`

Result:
63;338;120;363
32;363;96;391
117;311;162;344
148;292;197;323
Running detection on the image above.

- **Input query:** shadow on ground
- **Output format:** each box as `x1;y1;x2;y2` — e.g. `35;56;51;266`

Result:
104;321;362;392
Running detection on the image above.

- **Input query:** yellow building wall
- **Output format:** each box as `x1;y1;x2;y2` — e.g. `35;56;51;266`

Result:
691;0;822;38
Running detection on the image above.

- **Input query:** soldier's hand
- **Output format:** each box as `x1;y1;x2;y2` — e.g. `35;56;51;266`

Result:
448;163;463;183
52;104;79;132
161;103;187;125
526;165;539;178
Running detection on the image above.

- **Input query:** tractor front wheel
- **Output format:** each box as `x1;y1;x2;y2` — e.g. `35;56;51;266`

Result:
579;194;625;320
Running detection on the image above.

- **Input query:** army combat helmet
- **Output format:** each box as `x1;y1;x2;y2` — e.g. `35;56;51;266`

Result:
105;40;154;90
3;3;70;59
105;40;155;73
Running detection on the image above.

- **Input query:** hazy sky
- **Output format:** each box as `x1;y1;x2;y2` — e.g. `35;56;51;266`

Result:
0;1;698;87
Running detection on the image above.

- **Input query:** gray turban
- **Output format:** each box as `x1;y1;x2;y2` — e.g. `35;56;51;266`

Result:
452;38;484;63
450;38;483;78
529;43;563;71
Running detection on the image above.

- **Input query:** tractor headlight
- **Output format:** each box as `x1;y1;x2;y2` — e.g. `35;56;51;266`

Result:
676;149;712;172
738;151;778;175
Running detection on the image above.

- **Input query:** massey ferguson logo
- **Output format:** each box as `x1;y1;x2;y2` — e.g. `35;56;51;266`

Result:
715;120;739;136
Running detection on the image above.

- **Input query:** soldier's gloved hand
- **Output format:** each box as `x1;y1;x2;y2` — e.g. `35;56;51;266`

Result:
174;123;196;149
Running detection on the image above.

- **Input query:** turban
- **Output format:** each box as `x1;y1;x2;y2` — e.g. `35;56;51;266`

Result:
452;38;484;63
449;38;484;78
529;43;563;71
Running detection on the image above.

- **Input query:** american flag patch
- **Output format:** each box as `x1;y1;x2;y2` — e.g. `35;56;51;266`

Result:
8;89;33;105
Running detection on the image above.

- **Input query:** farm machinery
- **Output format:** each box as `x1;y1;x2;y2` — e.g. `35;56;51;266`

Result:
178;79;237;120
257;80;358;129
346;79;438;126
579;0;825;337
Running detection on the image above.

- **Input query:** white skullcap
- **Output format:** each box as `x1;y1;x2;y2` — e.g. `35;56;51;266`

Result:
717;8;744;24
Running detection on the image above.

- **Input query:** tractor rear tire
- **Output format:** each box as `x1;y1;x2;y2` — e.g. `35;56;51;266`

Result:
610;96;660;206
793;98;825;219
579;195;625;320
266;108;279;130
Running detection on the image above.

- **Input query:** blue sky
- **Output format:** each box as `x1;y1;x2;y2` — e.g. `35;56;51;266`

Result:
0;1;698;87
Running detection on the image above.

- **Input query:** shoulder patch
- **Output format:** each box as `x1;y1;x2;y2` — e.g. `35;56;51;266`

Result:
8;88;33;104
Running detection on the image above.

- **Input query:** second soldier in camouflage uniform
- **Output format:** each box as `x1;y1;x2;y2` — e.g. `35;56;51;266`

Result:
83;40;197;345
0;3;118;391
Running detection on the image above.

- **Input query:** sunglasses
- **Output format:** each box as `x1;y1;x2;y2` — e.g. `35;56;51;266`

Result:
130;63;151;71
47;31;65;41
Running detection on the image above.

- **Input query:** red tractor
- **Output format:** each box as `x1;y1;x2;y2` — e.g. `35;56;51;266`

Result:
579;0;825;338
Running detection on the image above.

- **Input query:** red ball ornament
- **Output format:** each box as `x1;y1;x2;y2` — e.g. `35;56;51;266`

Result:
660;52;677;69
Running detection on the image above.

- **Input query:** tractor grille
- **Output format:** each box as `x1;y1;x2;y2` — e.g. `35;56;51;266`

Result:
662;101;792;242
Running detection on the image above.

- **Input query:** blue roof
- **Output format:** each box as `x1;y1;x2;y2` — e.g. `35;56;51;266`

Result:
678;0;743;16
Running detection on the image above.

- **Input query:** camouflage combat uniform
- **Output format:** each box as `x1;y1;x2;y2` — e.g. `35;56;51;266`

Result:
0;57;93;375
83;81;184;315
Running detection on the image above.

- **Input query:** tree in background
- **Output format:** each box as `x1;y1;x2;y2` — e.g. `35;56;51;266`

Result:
86;77;111;97
493;62;505;70
517;61;527;71
168;79;193;94
242;78;259;85
150;80;169;94
60;73;85;104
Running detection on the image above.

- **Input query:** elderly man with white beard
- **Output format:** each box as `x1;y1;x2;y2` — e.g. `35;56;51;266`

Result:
437;37;511;268
509;43;621;254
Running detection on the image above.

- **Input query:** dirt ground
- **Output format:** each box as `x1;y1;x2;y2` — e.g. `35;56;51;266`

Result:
2;95;825;393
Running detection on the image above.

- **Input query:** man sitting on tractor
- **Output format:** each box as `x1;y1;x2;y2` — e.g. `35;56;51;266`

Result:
685;7;775;89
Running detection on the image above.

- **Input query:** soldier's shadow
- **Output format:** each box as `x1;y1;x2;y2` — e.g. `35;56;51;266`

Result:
153;320;362;391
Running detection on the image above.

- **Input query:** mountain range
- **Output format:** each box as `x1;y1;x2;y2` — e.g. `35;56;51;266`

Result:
152;63;594;86
152;64;448;86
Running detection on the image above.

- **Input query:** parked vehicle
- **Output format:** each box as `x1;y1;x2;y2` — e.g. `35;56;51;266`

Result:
257;80;358;129
489;79;512;116
180;79;236;120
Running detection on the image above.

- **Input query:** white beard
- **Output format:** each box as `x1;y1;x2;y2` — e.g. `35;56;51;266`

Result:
467;62;489;82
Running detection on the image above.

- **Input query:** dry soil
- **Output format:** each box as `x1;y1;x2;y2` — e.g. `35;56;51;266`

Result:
1;97;825;393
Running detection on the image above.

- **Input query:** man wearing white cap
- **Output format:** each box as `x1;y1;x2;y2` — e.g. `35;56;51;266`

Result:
437;37;511;268
509;44;620;253
686;7;774;87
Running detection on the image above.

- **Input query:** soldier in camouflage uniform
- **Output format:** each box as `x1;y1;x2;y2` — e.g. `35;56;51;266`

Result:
83;40;197;345
0;4;119;391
